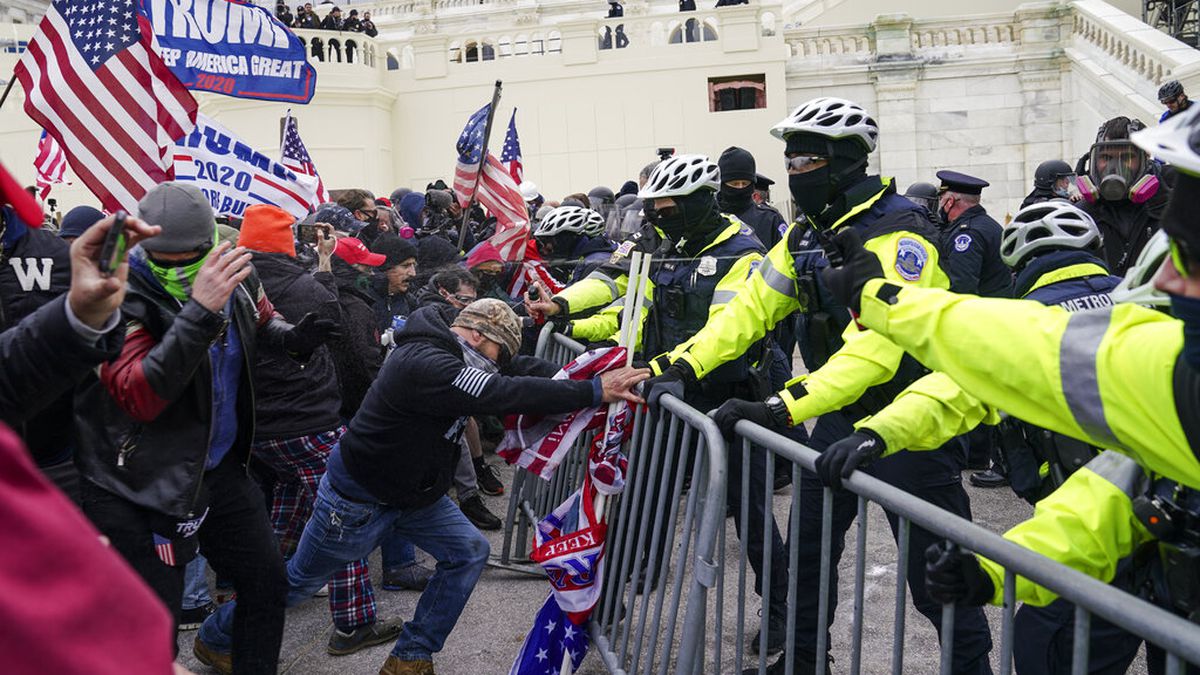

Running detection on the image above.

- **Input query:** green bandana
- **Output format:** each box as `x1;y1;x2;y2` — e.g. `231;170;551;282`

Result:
144;244;215;303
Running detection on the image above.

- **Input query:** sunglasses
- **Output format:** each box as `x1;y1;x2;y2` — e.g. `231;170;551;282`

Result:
451;293;477;304
784;155;828;172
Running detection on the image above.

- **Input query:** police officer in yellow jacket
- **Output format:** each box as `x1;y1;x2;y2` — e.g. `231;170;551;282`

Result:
643;97;994;674
813;104;1200;671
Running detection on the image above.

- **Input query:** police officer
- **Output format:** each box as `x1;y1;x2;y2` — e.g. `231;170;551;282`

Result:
903;181;940;221
717;146;789;248
1021;160;1078;208
531;206;614;284
815;105;1200;670
1159;79;1192;123
753;173;775;206
646;97;994;674
936;170;1012;297
620;154;792;651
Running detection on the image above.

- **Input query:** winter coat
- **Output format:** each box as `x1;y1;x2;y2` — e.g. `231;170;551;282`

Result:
249;253;343;440
338;305;599;507
330;259;384;419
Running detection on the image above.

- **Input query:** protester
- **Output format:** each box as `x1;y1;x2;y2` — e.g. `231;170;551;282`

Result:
369;235;419;331
360;11;378;37
200;299;648;674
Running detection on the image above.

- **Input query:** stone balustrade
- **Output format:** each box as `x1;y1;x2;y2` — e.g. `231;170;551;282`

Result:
1070;0;1200;86
292;28;383;68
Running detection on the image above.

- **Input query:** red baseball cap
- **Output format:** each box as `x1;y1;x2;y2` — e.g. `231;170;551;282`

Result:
334;236;386;267
0;160;43;228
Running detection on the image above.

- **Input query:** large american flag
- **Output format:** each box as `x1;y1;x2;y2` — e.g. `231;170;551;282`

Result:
280;111;330;210
15;0;198;212
500;108;523;185
34;130;70;200
452;103;530;261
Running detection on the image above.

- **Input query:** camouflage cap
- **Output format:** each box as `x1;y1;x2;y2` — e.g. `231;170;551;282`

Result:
452;298;521;358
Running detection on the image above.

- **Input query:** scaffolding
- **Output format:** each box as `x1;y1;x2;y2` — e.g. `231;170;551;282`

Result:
1145;0;1200;47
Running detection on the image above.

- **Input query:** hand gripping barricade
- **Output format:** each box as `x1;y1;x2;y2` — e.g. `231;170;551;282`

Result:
710;421;1200;675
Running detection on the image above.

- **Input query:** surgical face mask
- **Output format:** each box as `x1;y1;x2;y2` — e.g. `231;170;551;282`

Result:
788;165;832;221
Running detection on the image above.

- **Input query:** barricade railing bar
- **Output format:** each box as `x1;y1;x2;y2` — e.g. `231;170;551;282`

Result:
708;421;1200;675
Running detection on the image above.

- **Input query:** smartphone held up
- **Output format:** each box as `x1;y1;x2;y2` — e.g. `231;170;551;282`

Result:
98;211;129;277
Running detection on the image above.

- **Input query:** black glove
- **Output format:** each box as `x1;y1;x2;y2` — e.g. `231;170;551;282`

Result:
924;542;995;606
819;228;885;314
283;312;342;358
711;398;785;439
813;429;885;490
642;362;696;410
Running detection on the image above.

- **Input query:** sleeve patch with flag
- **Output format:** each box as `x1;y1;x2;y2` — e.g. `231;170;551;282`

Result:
453;367;494;397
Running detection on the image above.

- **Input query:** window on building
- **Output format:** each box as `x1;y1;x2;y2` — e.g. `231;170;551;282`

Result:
708;74;766;112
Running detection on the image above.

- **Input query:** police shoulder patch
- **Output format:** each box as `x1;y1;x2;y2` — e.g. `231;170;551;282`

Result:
894;237;929;282
953;233;972;252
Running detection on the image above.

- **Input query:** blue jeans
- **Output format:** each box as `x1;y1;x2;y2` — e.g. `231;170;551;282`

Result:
201;476;489;661
381;534;417;569
183;553;213;610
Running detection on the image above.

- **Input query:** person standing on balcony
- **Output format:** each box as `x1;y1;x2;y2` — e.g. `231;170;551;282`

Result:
321;5;345;31
361;11;378;37
1159;80;1192;123
607;0;623;18
275;1;293;27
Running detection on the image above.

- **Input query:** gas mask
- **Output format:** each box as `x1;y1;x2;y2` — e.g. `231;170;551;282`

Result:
1077;141;1159;204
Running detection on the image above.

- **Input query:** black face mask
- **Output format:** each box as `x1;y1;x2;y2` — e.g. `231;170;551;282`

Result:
789;166;832;220
476;273;499;291
718;184;755;212
657;191;717;245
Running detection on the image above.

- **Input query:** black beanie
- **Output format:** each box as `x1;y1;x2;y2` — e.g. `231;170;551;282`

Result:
369;235;418;269
718;146;757;183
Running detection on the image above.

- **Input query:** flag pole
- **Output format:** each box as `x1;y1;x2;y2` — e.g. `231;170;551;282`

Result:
0;76;17;111
458;79;503;253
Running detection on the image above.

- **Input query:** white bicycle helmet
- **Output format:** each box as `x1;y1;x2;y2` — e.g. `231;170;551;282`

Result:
1130;102;1200;177
770;97;879;152
638;154;721;199
533;206;605;238
1111;230;1171;307
1000;201;1101;268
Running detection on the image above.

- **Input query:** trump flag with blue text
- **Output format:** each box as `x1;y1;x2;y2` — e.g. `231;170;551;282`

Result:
510;478;607;673
143;0;316;103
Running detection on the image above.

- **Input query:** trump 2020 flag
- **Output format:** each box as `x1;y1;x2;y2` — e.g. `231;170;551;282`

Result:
173;113;316;218
510;479;605;674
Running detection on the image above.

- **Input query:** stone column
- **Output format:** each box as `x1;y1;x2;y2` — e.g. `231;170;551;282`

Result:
870;14;922;184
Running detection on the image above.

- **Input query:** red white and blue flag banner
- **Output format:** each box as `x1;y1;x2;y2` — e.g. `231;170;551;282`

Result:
452;103;531;261
510;479;605;674
497;347;631;495
501;108;523;185
34;130;70;200
280;110;331;208
507;259;566;301
173;113;315;218
143;0;317;103
15;0;198;212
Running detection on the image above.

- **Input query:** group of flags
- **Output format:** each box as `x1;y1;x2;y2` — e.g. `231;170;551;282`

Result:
17;0;330;216
453;103;530;260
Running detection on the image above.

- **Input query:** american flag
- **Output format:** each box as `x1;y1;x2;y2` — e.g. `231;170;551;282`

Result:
280;110;330;210
14;0;197;213
452;103;530;261
500;109;523;185
151;533;176;566
34;130;70;200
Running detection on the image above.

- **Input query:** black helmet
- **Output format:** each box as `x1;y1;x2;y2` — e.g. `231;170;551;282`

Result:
1159;80;1184;103
903;182;938;201
1033;160;1074;190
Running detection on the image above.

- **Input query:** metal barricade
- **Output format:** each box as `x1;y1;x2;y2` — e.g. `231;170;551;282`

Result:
692;421;1200;675
591;393;727;675
496;325;591;571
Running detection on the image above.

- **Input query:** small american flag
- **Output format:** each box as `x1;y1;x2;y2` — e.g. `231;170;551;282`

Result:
15;0;197;212
280;110;330;210
500;109;523;185
34;130;70;200
452;103;530;261
152;533;176;567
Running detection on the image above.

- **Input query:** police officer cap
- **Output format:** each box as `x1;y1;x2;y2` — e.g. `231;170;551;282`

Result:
754;173;775;190
936;170;989;196
903;182;939;201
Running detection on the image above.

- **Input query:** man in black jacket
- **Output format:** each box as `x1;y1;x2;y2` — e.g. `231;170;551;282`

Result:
73;183;337;675
201;299;648;675
0;199;77;496
238;205;400;655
